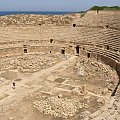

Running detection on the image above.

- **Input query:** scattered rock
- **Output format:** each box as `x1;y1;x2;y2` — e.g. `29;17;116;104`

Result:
33;96;82;118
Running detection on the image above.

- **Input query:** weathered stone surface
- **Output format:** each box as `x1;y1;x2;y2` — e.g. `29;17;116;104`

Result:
0;10;119;120
33;96;82;118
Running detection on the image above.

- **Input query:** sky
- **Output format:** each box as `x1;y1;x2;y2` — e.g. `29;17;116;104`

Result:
0;0;120;12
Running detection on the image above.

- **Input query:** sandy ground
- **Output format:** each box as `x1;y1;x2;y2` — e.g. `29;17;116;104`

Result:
0;56;78;120
0;55;119;120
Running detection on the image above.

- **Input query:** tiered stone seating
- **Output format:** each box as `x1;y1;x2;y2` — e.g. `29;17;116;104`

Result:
0;11;119;72
86;46;119;62
95;29;120;51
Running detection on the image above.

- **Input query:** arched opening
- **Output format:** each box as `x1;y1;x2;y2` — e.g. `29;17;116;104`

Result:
87;53;90;58
61;49;65;54
106;45;109;50
24;49;27;53
76;46;79;55
50;51;51;53
50;39;53;43
73;24;76;27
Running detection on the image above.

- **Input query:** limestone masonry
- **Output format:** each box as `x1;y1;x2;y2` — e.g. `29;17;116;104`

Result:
0;10;120;120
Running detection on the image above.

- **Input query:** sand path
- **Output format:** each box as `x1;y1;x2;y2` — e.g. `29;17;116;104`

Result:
0;56;77;106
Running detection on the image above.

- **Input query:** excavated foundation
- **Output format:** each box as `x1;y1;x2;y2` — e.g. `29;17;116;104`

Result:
0;10;120;120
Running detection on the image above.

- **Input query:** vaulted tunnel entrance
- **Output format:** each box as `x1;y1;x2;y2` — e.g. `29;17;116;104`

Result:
76;46;79;55
61;49;65;54
24;49;27;53
87;53;90;58
50;39;53;43
106;45;109;50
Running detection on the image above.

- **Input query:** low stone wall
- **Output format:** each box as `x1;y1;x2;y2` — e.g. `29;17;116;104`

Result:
98;10;120;15
0;44;75;58
28;46;60;54
116;63;120;76
80;48;120;75
0;41;119;76
0;47;23;57
87;10;120;15
97;55;117;69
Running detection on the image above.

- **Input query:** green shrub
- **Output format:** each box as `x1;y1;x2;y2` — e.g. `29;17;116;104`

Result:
90;6;120;10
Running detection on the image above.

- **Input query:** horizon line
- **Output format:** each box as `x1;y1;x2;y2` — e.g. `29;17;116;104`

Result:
0;10;79;12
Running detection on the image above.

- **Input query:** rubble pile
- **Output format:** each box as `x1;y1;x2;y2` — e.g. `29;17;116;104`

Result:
0;14;76;26
33;96;82;118
90;95;120;120
17;55;59;72
75;57;118;83
0;55;60;72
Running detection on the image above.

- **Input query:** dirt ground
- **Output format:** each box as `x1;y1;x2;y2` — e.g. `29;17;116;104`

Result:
0;55;119;120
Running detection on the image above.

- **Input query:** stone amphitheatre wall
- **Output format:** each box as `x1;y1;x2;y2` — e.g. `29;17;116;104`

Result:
0;47;23;57
87;10;120;15
0;39;75;58
0;11;119;75
72;10;120;75
0;37;119;75
0;11;120;120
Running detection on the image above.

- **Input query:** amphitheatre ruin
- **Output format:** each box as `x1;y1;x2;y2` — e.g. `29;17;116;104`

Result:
0;9;120;120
